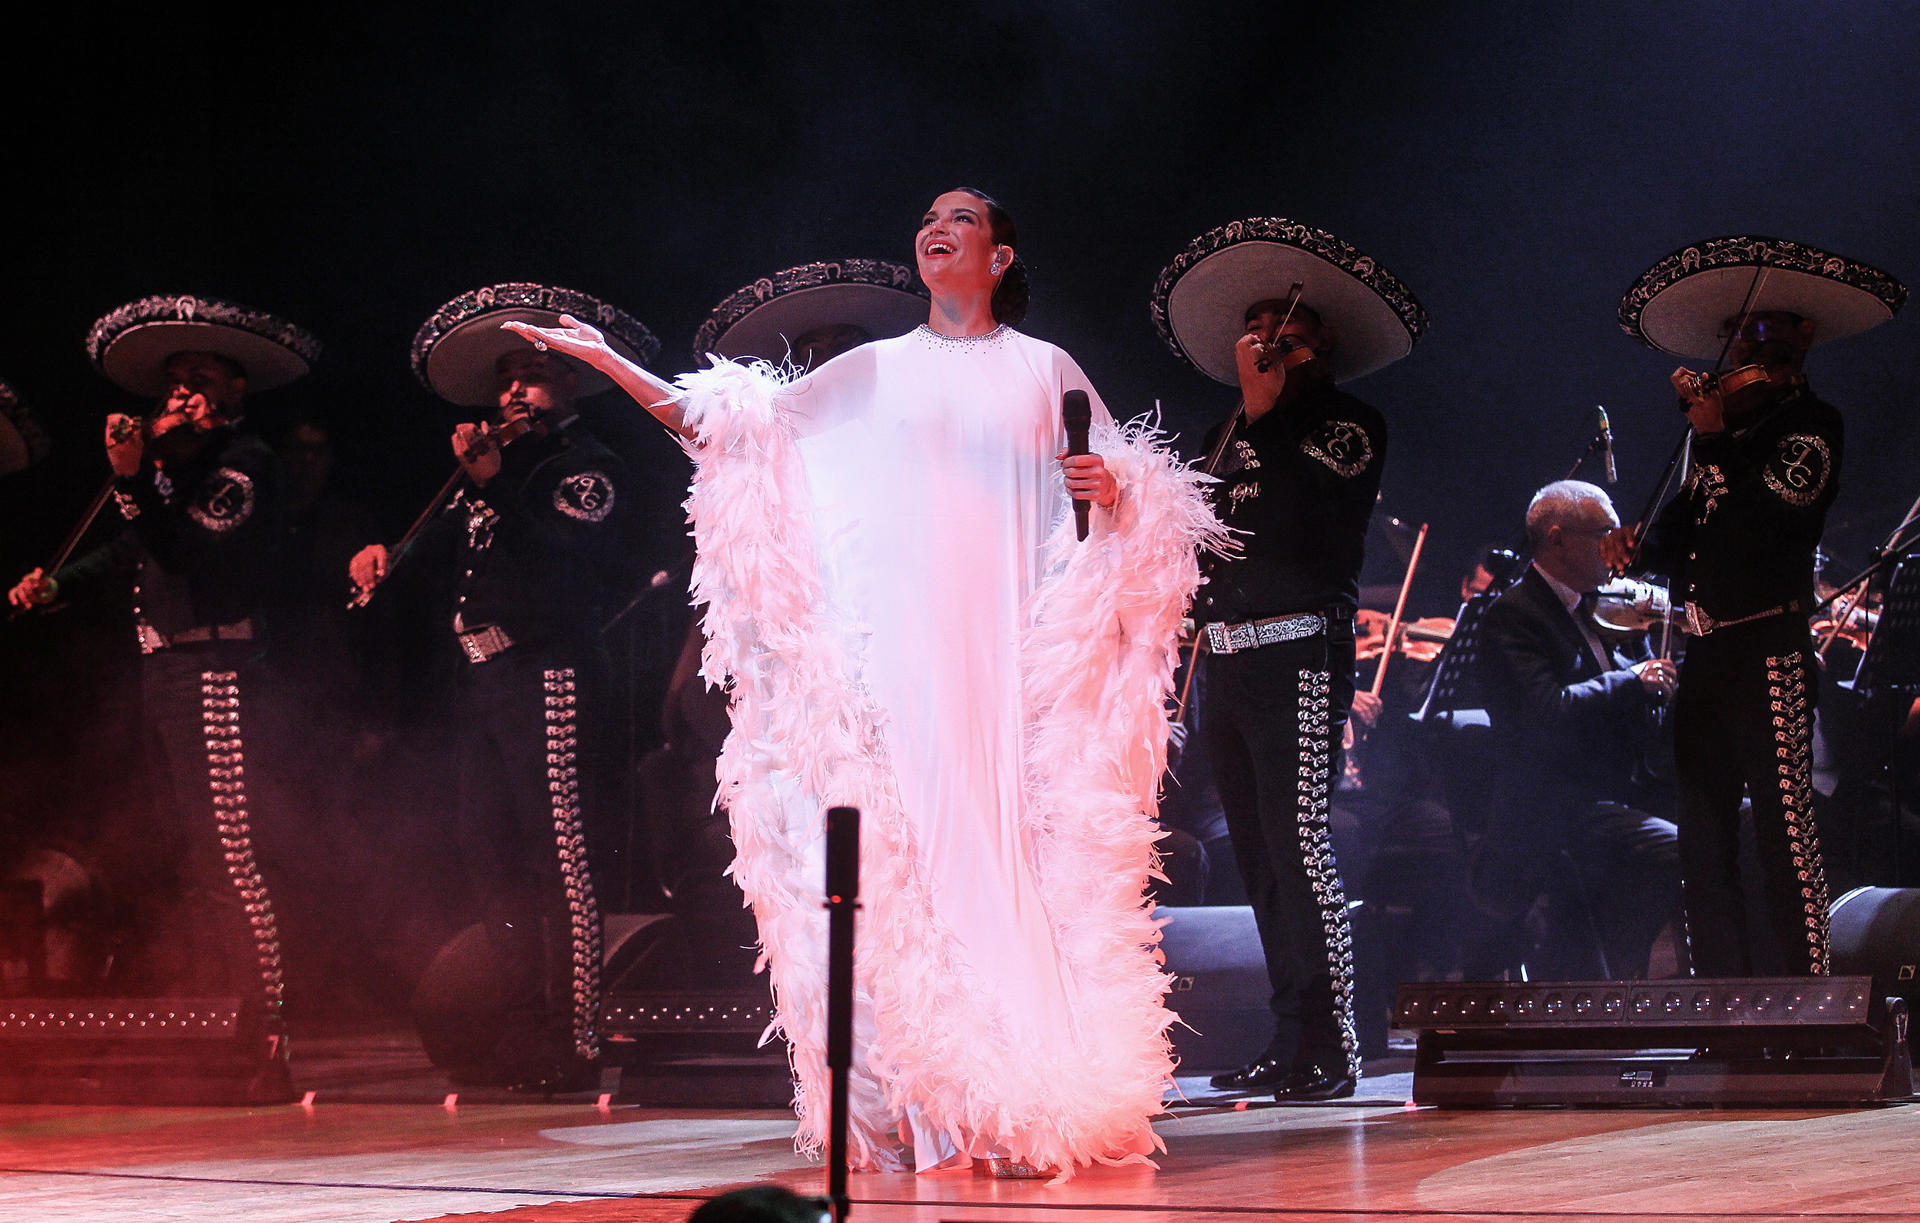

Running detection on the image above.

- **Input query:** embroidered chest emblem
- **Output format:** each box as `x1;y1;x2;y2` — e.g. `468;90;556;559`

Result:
1301;419;1374;478
1763;434;1832;508
464;495;499;551
188;468;255;532
1218;438;1261;511
554;471;616;522
1688;462;1729;522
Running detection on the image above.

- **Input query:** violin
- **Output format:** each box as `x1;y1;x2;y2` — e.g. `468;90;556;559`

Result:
1591;576;1682;634
1812;592;1880;654
1253;332;1322;378
458;413;539;462
1673;363;1777;419
108;400;237;465
1355;609;1454;664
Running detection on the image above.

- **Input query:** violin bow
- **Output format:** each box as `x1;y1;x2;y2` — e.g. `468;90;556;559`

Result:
1370;521;1429;697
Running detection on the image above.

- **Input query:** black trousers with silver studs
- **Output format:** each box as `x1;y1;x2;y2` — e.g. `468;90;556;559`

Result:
138;649;288;1030
1671;617;1831;977
1203;628;1361;1078
453;646;605;1073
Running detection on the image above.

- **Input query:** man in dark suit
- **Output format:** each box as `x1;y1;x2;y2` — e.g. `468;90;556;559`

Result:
1474;480;1683;978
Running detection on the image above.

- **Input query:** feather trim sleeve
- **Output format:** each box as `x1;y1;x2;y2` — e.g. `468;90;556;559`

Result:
1018;414;1234;1144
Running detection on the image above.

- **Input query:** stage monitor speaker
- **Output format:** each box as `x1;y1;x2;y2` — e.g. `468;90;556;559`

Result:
598;905;1274;1099
0;997;292;1105
1831;887;1920;1009
1159;906;1270;1073
1396;977;1911;1106
599;912;790;1107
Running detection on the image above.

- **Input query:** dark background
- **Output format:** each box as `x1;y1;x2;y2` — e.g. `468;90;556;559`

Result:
7;1;1918;601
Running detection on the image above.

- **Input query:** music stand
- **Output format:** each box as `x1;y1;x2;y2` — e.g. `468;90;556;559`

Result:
1854;558;1920;883
1856;558;1920;696
1416;592;1498;723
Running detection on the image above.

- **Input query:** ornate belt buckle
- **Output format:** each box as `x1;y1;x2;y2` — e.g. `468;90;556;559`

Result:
1205;621;1235;655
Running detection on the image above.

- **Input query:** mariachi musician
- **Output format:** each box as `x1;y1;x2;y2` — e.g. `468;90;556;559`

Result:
1151;218;1428;1099
349;283;654;1092
8;295;318;1094
1606;237;1907;977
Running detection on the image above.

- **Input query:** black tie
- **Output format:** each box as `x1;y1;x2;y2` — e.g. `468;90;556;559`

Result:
1573;594;1613;674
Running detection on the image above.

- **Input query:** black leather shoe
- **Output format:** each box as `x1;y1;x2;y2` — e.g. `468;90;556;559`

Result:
1208;1054;1290;1092
1272;1064;1357;1102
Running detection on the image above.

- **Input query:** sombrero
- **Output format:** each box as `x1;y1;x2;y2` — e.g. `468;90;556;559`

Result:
411;283;662;408
693;258;928;363
86;295;321;397
1;379;52;477
1151;217;1428;385
1619;235;1906;359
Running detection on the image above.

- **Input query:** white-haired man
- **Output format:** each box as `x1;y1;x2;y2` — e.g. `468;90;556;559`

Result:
1473;480;1682;977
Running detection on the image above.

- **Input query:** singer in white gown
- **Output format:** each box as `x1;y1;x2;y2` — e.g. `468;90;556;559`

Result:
509;190;1224;1179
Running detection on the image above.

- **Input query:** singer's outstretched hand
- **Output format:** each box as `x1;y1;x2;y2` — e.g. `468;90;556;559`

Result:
501;314;611;366
501;314;691;440
1058;451;1118;509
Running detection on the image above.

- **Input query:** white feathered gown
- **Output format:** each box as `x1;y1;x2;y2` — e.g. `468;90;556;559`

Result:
675;324;1225;1180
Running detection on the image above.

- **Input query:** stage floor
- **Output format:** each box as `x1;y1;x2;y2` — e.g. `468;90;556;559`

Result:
3;1028;1918;1223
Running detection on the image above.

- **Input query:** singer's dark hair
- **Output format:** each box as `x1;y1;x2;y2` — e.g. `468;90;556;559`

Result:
950;187;1029;326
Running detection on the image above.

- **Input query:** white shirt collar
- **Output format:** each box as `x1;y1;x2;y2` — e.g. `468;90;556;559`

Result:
1532;563;1585;615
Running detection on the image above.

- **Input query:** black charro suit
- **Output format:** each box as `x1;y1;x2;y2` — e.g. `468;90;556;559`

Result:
1473;567;1681;977
1639;383;1841;977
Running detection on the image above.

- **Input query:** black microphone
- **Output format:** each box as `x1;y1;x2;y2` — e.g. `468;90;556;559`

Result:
1596;405;1618;485
1062;389;1092;541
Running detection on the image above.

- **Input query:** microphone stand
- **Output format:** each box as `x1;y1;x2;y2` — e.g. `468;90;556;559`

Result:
824;806;861;1223
1562;407;1615;485
1817;492;1920;613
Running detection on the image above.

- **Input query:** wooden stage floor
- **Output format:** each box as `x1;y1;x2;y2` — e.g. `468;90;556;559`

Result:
4;1029;1919;1223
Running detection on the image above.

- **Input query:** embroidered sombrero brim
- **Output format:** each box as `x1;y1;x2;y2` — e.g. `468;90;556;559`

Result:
1619;236;1906;359
694;259;928;364
412;283;662;408
1152;218;1428;385
1;379;51;477
87;295;321;397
